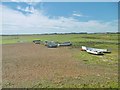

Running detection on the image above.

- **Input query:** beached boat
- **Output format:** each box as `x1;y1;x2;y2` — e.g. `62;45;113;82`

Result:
81;46;87;51
81;46;111;55
87;47;111;53
58;42;72;46
86;48;104;55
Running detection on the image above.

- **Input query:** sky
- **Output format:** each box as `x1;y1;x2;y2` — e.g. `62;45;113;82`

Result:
0;1;118;34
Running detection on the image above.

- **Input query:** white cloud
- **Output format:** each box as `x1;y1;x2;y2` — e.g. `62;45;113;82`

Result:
72;11;90;17
9;0;42;2
1;4;118;34
24;6;35;13
17;5;35;13
10;0;17;2
0;5;2;35
2;0;119;2
73;13;83;17
17;6;21;10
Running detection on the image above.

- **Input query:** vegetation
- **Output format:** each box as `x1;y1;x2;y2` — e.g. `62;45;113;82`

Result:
1;33;118;44
1;33;119;88
1;33;119;66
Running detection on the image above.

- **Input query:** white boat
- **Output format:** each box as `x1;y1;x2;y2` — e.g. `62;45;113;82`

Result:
87;47;111;53
86;49;104;55
81;46;111;55
81;46;87;51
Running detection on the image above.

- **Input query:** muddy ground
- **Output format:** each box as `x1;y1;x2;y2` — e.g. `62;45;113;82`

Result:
2;43;118;88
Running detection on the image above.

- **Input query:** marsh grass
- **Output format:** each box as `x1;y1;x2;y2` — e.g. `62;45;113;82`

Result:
1;33;119;88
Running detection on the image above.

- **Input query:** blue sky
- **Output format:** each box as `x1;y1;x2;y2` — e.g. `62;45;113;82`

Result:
1;2;118;34
42;2;118;21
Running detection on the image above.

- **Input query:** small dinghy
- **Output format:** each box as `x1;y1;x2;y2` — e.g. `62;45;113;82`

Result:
86;49;104;55
87;47;111;53
81;46;111;55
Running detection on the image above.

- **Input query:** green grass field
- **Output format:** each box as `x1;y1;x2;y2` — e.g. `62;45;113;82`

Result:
1;34;119;63
1;33;119;88
1;33;119;70
1;33;118;44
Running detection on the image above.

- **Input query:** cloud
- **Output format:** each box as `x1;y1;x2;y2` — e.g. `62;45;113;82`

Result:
73;13;83;17
72;11;90;17
1;4;118;34
0;5;2;35
17;6;35;13
16;1;39;14
9;0;42;2
17;6;21;10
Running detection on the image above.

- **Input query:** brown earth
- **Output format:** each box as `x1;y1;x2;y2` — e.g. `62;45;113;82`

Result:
2;43;118;88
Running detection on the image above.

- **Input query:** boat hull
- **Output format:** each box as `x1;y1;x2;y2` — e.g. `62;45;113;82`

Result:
86;49;104;55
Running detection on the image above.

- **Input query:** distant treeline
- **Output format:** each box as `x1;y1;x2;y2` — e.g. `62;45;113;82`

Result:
1;32;119;36
42;32;119;35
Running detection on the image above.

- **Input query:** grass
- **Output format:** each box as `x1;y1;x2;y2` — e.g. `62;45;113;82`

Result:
1;33;119;70
3;77;118;88
1;33;119;88
33;81;118;88
1;33;118;44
